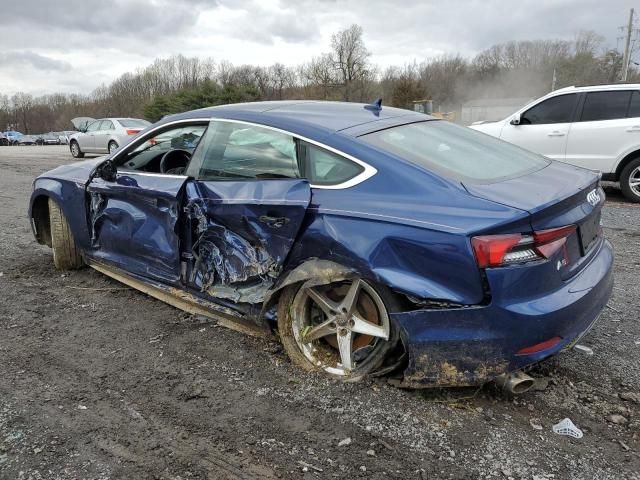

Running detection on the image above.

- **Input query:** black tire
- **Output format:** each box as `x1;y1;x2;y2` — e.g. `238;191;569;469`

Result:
108;141;119;155
277;278;399;380
70;140;84;158
49;199;84;270
620;158;640;203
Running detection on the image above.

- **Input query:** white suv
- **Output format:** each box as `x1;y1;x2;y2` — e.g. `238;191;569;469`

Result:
471;84;640;202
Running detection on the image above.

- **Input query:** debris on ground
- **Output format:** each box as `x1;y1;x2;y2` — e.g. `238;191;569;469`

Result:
619;392;640;404
552;418;583;438
606;414;628;425
529;418;543;430
338;437;352;447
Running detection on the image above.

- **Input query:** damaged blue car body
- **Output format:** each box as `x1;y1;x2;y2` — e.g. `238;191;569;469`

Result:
29;101;613;389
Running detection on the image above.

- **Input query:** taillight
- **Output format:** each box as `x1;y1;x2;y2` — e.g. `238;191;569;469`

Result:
533;225;576;259
126;129;140;135
471;234;523;268
472;225;576;268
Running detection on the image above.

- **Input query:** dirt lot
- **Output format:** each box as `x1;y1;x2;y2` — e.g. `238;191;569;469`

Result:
0;145;639;480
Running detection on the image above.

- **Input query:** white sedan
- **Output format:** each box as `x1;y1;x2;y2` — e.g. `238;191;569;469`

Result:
68;117;150;157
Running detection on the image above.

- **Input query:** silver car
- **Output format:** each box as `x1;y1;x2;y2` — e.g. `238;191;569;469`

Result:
68;117;150;157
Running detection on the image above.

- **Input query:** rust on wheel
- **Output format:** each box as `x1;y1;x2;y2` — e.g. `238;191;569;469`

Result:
291;278;390;376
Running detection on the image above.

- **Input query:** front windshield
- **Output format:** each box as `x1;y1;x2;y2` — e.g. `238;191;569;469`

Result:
360;120;550;183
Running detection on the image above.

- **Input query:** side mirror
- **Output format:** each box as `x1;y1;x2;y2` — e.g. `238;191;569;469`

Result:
509;115;521;126
95;159;117;182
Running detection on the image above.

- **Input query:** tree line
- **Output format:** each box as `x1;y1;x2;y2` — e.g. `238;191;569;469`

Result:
1;25;636;133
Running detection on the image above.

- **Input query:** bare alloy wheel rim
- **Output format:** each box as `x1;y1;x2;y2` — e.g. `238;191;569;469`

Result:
291;278;390;376
71;143;79;156
109;142;118;154
629;166;640;196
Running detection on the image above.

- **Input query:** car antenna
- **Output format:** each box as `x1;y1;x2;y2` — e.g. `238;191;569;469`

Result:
364;98;383;115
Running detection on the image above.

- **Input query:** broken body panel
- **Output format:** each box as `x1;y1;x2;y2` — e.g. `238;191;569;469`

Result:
29;101;614;388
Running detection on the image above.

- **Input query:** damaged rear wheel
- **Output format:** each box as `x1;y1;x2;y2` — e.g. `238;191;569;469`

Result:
278;278;397;379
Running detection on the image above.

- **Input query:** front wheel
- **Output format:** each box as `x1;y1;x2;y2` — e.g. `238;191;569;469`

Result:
620;158;640;203
70;141;84;158
49;199;84;270
277;277;397;379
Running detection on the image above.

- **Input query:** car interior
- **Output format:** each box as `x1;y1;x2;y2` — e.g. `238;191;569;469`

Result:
117;124;208;175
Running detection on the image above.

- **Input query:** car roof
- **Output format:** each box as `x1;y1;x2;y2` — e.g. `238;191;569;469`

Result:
164;100;431;138
551;83;640;94
102;118;146;121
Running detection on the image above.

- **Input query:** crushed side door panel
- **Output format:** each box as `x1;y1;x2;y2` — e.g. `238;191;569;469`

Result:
86;173;188;284
184;180;310;304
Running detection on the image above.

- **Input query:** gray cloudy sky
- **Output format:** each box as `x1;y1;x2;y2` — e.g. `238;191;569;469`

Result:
0;0;636;96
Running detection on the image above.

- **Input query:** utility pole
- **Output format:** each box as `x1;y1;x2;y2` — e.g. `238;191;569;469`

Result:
551;68;557;91
622;8;634;82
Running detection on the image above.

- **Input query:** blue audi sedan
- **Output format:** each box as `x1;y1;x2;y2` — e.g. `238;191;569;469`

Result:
28;101;613;393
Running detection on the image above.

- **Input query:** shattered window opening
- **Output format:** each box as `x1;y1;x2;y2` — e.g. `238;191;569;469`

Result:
194;121;300;180
119;124;208;173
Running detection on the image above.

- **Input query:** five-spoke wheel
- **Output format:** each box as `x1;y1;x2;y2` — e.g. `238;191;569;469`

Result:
278;277;396;378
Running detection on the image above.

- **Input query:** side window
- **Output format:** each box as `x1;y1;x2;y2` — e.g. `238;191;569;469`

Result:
627;91;640;118
86;121;101;132
194;122;299;179
580;91;632;122
303;143;364;186
119;124;207;172
101;120;115;131
520;94;577;125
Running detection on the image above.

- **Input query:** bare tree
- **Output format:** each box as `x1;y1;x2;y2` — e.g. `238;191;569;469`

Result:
330;24;371;101
268;63;296;100
301;54;338;99
381;64;424;109
574;30;604;56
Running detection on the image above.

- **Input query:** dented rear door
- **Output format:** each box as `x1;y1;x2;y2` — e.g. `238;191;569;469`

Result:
184;179;310;304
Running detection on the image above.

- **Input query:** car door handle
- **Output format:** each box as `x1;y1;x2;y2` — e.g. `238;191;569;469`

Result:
259;215;290;229
626;126;640;132
547;131;566;137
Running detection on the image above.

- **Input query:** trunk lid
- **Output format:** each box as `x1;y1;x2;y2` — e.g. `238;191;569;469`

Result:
463;162;599;230
71;117;95;131
464;161;603;278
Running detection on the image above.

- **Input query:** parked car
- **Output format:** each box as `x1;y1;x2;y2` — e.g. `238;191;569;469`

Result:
4;130;24;145
57;131;76;145
0;133;8;146
40;132;61;145
68;117;151;157
17;135;37;145
29;101;613;392
471;83;640;202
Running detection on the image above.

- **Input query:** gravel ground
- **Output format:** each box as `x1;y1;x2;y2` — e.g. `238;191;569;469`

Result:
0;145;639;480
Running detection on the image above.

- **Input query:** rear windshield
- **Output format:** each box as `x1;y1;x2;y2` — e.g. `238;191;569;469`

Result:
360;121;550;183
118;119;151;128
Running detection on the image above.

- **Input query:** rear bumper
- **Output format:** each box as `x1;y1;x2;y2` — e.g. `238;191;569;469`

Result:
392;238;614;387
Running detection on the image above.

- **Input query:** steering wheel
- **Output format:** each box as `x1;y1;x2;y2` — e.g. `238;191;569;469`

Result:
159;149;192;174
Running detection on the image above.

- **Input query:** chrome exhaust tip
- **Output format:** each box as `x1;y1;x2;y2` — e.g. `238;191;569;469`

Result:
494;370;535;395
